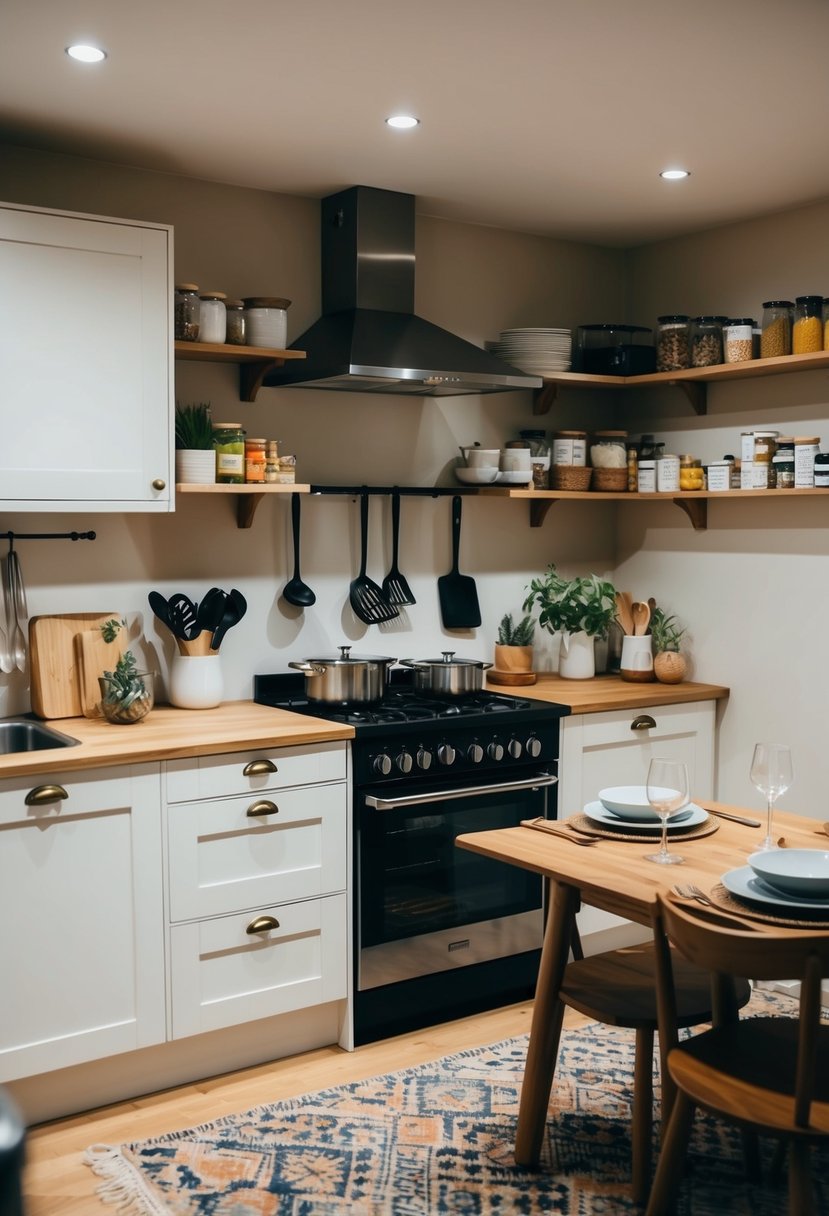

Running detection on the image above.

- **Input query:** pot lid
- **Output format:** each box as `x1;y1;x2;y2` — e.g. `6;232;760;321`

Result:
306;646;396;665
409;651;489;667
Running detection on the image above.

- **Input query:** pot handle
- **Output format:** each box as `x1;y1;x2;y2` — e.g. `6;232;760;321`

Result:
398;659;427;669
287;661;325;676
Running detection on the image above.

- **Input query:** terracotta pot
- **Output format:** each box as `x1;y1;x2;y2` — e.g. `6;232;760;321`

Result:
654;651;687;684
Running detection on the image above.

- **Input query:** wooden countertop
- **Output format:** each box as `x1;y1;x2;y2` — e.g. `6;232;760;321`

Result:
0;701;354;780
484;674;729;714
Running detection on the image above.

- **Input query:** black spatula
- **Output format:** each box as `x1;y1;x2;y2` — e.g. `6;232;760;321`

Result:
381;489;416;606
438;495;481;628
349;492;399;625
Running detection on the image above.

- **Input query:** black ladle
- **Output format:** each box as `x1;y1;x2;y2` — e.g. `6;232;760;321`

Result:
283;493;316;607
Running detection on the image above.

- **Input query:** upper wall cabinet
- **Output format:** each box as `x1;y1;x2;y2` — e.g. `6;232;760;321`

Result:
0;202;173;512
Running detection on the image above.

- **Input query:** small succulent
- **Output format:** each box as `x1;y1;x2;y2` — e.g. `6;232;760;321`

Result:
98;619;153;723
650;607;686;653
175;401;213;450
497;612;535;646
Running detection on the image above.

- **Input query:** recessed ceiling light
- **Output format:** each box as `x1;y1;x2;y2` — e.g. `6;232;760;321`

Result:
660;168;690;181
66;44;107;63
386;115;420;130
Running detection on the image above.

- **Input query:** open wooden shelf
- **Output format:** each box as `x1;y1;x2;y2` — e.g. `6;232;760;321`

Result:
174;340;306;402
176;481;311;529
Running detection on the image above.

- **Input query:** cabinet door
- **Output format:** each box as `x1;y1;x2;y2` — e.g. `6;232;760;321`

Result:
0;765;165;1081
0;202;173;511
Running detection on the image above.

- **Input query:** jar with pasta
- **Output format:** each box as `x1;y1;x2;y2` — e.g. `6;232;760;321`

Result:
793;296;823;353
760;301;793;358
656;316;690;371
690;317;723;367
724;318;754;363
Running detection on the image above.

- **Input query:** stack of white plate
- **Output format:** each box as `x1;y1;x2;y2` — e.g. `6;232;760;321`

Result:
492;328;572;375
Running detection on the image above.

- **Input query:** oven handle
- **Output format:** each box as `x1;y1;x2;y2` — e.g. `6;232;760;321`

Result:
364;773;558;810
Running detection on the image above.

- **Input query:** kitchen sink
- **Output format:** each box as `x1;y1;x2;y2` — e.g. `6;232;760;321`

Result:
0;719;81;755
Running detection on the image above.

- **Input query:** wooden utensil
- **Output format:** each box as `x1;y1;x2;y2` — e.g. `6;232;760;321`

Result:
632;600;651;636
438;495;481;629
615;592;634;636
29;612;119;718
74;626;124;717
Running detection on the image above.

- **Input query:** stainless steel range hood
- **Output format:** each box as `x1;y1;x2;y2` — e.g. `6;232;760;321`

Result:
264;186;542;396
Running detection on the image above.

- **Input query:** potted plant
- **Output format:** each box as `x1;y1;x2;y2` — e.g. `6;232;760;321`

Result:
491;612;536;685
523;564;616;679
97;619;155;724
650;607;688;684
175;401;215;484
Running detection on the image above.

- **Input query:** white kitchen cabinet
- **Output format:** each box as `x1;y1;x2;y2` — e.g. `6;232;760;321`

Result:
0;764;165;1081
0;201;173;511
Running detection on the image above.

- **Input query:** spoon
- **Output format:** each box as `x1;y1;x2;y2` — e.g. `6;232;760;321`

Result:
615;592;634;636
283;493;316;607
631;600;651;636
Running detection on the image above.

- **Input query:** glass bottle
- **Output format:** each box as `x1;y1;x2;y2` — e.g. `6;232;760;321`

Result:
760;301;793;358
793;296;823;353
174;284;200;341
212;422;245;484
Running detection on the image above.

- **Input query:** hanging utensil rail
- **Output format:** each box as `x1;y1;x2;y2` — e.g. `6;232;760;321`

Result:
0;531;96;542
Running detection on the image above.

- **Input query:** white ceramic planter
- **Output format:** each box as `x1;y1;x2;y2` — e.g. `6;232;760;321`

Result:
558;630;595;679
175;449;216;485
169;654;223;709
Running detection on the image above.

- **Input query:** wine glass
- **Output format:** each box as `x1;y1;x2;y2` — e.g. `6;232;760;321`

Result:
644;757;690;865
750;743;793;851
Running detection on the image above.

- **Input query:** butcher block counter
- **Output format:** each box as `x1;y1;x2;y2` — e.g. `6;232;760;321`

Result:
0;701;354;779
486;674;729;714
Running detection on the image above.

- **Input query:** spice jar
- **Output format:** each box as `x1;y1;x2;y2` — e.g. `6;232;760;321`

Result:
637;460;656;493
174;284;200;341
752;431;778;489
724;319;754;363
245;437;267;484
772;451;795;489
225;299;246;345
552;430;587;467
793;296;823;353
264;439;280;483
212;422;245;484
199;291;227;344
760;301;793;358
656;453;680;492
243;296;291;349
656;316;690;371
690;317;723;367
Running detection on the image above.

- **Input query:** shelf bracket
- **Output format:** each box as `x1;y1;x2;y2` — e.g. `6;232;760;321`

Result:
239;359;281;403
532;383;558;415
671;497;708;531
236;493;266;529
529;498;557;527
669;379;707;415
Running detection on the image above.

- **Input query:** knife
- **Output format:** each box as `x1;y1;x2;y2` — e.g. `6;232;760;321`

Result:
698;803;762;828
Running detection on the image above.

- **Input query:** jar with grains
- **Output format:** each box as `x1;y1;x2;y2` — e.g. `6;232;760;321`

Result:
212;422;245;484
590;431;627;468
174;284;200;341
724;318;754;363
656;316;690;371
199;291;227;344
760;301;793;358
245;437;267;484
690;317;723;367
793;296;823;353
225;299;246;345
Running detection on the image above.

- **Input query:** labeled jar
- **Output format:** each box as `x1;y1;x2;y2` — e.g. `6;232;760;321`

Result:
174;283;200;341
752;432;777;489
772;452;795;489
656;453;680;492
679;455;704;491
637;459;656;493
793;296;823;354
243;296;291;349
245;437;267;484
212;422;245;484
724;319;754;363
794;436;820;487
772;438;794;486
814;452;829;487
690;316;723;367
552;430;587;466
199;292;227;344
707;459;733;492
760;301;793;358
656;316;690;371
225;299;246;345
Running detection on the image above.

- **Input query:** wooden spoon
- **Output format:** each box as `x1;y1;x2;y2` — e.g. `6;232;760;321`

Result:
632;600;651;636
615;592;634;636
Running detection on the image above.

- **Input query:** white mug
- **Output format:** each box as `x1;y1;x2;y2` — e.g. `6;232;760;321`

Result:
463;447;501;468
620;635;654;682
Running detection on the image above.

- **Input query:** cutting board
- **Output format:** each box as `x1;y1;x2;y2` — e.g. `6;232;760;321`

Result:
29;613;120;719
75;627;125;718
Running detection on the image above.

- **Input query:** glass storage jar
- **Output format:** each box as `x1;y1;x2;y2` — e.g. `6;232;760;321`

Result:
724;318;754;363
590;431;627;468
690;317;723;367
793;296;823;353
656;316;691;371
245;437;267;483
174;283;200;341
760;301;793;358
198;291;227;344
225;299;246;345
212;422;245;484
243;296;291;348
679;456;703;491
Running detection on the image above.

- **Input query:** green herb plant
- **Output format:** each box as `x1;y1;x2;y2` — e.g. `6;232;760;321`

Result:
523;564;617;639
175;401;214;450
650;607;686;654
497;612;535;646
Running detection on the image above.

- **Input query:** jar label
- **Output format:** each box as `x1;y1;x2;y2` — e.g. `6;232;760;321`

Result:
794;442;818;487
552;438;586;466
217;452;244;476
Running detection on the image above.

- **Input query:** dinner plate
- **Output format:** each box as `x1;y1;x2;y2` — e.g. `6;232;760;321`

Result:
599;784;690;821
721;865;829;911
583;801;705;832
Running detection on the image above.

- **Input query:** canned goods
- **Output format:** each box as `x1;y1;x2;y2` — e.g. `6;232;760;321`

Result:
552;430;587;467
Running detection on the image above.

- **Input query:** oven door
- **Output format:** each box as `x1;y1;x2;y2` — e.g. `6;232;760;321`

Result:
357;767;556;991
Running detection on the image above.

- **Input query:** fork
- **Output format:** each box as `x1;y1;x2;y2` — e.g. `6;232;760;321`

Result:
523;817;599;847
673;883;717;906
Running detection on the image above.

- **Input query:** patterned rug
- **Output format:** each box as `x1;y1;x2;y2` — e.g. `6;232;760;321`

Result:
86;989;826;1215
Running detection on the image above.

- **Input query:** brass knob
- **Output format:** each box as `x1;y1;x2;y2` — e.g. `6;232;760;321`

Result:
24;784;69;806
247;800;278;818
630;715;657;731
243;759;278;776
152;478;166;491
246;915;280;935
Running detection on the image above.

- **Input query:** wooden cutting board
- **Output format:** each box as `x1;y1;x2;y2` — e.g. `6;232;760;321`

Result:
29;613;120;719
74;627;125;718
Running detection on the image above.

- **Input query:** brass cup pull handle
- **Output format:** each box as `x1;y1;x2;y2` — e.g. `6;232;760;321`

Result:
243;759;278;777
630;714;657;731
24;784;69;806
246;915;280;935
247;800;278;818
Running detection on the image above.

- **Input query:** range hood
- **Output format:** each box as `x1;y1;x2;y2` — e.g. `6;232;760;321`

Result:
264;186;542;396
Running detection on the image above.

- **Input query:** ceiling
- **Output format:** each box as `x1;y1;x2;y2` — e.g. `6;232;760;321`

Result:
3;1;829;248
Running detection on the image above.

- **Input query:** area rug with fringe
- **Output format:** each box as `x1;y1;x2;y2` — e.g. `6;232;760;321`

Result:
86;988;826;1215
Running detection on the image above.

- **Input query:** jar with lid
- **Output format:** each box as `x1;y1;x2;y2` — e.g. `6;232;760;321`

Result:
243;296;291;349
519;429;551;488
245;437;267;484
814;452;829;487
760;301;793;358
679;455;704;491
690;317;723;367
793;296;823;353
656;316;690;371
590;431;627;469
212;422;245;484
656;453;680;492
225;299;246;345
264;439;280;483
794;436;820;487
637;460;656;493
174;284;200;341
552;430;587;467
724;319;755;363
772;451;795;489
199;291;227;344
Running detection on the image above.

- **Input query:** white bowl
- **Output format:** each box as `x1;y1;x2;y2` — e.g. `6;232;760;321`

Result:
455;465;500;485
461;447;501;468
598;784;689;822
496;470;534;485
747;849;829;898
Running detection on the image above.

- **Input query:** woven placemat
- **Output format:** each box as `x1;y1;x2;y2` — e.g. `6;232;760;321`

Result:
567;811;720;844
708;882;829;929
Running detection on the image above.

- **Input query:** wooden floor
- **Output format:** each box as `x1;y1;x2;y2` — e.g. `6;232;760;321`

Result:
20;1000;588;1215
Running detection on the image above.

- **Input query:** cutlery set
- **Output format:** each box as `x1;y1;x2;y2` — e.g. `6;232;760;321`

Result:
148;587;247;655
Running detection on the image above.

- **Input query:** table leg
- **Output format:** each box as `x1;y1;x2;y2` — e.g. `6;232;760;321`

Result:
514;879;579;1166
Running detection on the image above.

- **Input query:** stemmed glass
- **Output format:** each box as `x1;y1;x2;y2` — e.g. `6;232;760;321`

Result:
644;757;690;865
750;743;793;851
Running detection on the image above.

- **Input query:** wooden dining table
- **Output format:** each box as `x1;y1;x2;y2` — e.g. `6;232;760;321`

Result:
456;800;828;1166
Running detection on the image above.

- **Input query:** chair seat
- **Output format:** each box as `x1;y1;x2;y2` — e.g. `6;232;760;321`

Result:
668;1017;829;1136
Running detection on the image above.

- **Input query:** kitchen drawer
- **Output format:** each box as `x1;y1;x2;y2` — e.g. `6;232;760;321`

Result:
571;700;716;753
0;764;149;828
165;740;347;803
167;781;347;921
169;892;348;1038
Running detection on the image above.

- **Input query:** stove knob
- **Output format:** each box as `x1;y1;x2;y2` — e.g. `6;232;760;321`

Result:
373;753;393;776
466;743;484;764
525;736;542;758
437;743;456;766
416;746;433;771
487;741;505;762
508;738;523;760
396;750;413;774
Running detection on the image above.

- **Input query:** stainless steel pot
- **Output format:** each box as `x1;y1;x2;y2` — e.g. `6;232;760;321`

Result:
288;645;397;703
400;651;492;696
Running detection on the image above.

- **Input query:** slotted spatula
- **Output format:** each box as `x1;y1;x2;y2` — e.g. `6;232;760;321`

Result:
438;495;481;629
381;489;416;606
349;492;399;625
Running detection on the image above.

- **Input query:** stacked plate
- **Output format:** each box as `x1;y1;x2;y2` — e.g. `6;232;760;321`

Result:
583;785;708;832
491;328;572;375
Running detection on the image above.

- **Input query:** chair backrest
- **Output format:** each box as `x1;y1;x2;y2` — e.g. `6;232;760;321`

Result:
652;896;829;1127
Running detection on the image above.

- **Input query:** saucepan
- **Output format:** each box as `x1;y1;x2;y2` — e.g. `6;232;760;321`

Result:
289;645;397;703
399;652;492;696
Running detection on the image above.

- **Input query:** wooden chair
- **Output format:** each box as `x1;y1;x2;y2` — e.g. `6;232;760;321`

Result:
646;897;829;1216
560;925;751;1203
